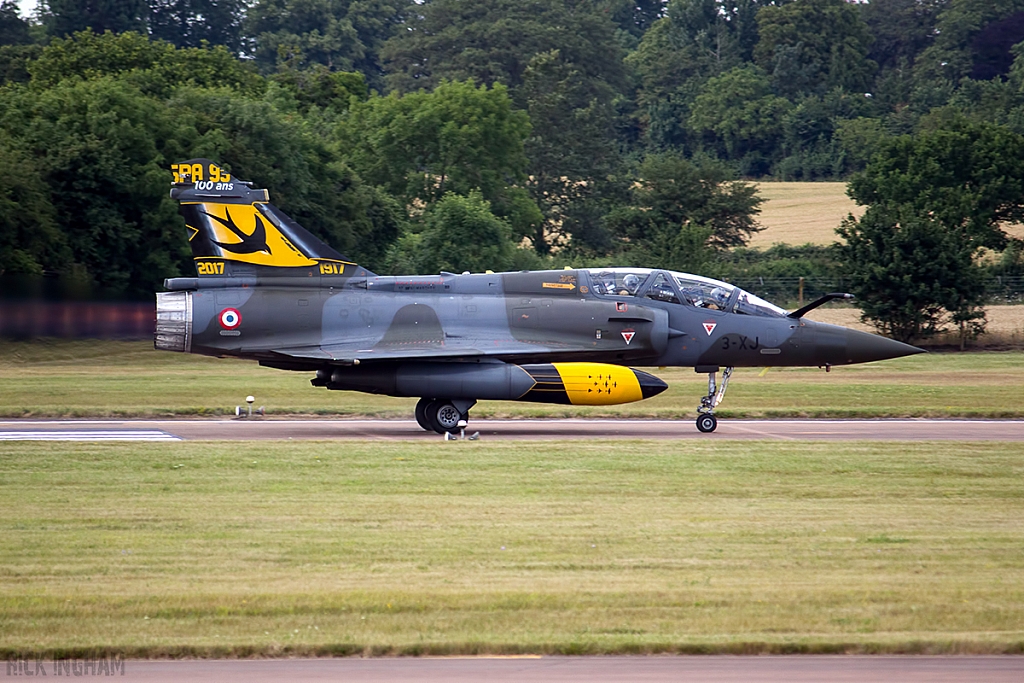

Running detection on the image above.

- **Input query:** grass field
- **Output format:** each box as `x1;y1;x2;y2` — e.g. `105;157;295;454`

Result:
1;439;1022;657
1;340;1023;419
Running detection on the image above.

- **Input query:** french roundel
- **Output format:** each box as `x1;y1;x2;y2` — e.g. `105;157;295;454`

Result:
219;308;241;330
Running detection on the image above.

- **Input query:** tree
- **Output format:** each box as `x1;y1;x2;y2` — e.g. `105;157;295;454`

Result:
847;114;1024;250
385;191;516;275
0;44;43;85
596;0;667;41
971;41;1024;128
688;65;791;173
857;0;946;112
28;30;263;97
628;0;768;150
914;0;1024;84
520;49;621;254
338;80;533;224
970;10;1024;80
0;135;69;276
841;115;1024;346
0;0;31;46
0;76;191;295
0;34;405;290
837;207;987;346
381;1;628;252
777;88;877;180
149;0;247;52
859;0;945;74
381;0;626;97
270;65;368;114
605;152;763;270
754;0;876;98
0;2;42;85
245;0;410;90
40;0;148;37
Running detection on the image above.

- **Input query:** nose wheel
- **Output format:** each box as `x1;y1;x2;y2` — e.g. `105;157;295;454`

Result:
696;414;717;433
695;366;732;433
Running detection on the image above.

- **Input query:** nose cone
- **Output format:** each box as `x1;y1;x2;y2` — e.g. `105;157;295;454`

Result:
845;329;925;364
634;368;668;399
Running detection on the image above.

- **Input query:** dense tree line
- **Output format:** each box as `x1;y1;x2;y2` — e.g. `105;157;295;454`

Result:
1;0;1024;343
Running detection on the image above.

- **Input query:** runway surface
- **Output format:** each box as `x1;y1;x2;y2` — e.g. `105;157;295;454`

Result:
1;418;1023;441
0;429;181;442
5;656;1022;682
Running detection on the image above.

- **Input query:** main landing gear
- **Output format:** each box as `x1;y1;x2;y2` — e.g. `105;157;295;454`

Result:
415;397;476;434
696;366;733;433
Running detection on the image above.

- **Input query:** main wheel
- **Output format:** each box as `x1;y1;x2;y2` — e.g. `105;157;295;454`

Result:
429;400;464;435
414;397;434;431
696;414;718;433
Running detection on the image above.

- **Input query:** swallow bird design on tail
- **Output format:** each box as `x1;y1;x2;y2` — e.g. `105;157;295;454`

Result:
202;209;272;255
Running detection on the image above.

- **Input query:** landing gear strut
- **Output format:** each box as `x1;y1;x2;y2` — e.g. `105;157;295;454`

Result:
415;397;476;434
696;366;733;433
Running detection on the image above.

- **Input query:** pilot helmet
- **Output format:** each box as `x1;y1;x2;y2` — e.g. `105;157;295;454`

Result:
623;273;640;293
710;286;730;304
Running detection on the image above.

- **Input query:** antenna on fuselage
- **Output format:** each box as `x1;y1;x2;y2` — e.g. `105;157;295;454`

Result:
787;293;854;319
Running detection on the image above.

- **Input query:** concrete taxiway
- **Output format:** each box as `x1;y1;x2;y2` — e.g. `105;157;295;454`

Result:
6;656;1021;682
1;418;1023;441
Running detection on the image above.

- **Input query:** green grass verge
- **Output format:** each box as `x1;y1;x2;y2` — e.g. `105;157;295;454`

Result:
2;340;1024;419
1;439;1023;657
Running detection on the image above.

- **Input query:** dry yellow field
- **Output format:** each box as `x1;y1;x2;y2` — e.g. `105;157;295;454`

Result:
751;182;862;247
751;181;1024;246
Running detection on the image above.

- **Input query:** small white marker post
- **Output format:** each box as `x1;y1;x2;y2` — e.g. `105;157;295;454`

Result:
246;395;255;418
443;420;479;441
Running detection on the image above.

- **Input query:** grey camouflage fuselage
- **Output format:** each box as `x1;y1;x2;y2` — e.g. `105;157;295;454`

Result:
156;159;923;433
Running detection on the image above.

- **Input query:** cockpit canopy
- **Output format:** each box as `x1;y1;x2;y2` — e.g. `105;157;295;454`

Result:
585;268;786;318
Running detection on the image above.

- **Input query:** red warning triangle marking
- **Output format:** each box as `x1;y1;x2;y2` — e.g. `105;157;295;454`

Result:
702;321;717;336
621;330;635;344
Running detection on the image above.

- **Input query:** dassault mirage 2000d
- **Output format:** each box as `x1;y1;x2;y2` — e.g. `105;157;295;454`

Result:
155;160;923;433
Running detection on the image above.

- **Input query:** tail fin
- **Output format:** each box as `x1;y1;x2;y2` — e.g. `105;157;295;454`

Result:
170;159;375;278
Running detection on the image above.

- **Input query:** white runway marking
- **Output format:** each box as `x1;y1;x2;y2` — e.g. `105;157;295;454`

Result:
0;430;182;442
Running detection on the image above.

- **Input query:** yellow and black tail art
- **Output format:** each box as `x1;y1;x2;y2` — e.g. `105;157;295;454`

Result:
170;159;371;277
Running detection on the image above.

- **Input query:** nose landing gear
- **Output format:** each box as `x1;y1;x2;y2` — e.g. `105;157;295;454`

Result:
696;413;717;433
696;366;733;433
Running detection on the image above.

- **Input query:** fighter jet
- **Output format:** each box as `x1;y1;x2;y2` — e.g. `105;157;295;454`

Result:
156;160;923;433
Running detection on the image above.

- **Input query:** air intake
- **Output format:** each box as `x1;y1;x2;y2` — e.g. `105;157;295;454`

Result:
155;291;192;352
